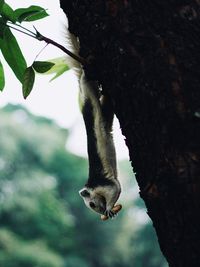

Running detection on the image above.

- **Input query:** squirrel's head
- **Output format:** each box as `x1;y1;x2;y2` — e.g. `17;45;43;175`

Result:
79;180;121;217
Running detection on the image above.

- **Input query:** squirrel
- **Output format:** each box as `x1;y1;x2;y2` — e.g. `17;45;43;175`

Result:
66;31;121;219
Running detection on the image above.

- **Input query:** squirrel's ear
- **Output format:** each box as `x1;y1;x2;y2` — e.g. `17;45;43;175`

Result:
79;188;90;198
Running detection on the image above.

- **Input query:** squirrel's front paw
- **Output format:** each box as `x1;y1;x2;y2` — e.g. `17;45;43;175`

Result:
100;204;122;221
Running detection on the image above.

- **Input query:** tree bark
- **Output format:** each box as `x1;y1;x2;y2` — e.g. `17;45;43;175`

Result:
60;1;200;266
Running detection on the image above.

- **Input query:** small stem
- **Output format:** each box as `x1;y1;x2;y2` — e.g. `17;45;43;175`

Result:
34;43;49;61
5;24;36;38
7;21;36;36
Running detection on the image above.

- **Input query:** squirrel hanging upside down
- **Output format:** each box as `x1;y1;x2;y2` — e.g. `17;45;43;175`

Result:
65;31;122;221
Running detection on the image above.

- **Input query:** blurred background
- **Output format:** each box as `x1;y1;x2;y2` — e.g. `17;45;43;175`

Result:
0;1;167;266
0;104;167;267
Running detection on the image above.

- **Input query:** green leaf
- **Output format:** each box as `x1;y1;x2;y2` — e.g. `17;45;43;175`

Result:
0;0;4;12
1;3;17;22
22;66;35;99
50;65;69;81
32;61;55;73
39;57;70;81
0;27;27;82
0;60;5;91
0;17;6;38
15;6;49;22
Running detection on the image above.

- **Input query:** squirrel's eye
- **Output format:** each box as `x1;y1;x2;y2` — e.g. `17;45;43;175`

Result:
89;202;96;209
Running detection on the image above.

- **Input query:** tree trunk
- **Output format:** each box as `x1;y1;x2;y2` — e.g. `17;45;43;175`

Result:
60;1;200;266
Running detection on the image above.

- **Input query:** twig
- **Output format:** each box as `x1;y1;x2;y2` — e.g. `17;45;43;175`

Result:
35;30;87;65
7;21;36;37
4;23;36;38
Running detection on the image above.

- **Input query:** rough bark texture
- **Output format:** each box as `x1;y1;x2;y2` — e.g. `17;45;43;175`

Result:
60;1;200;266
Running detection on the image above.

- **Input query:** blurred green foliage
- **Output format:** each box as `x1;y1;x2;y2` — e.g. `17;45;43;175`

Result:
0;104;167;267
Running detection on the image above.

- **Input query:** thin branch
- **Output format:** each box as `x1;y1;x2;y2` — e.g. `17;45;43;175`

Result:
35;31;88;65
5;24;36;38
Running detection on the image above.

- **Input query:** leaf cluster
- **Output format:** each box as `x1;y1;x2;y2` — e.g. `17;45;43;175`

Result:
0;1;70;98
